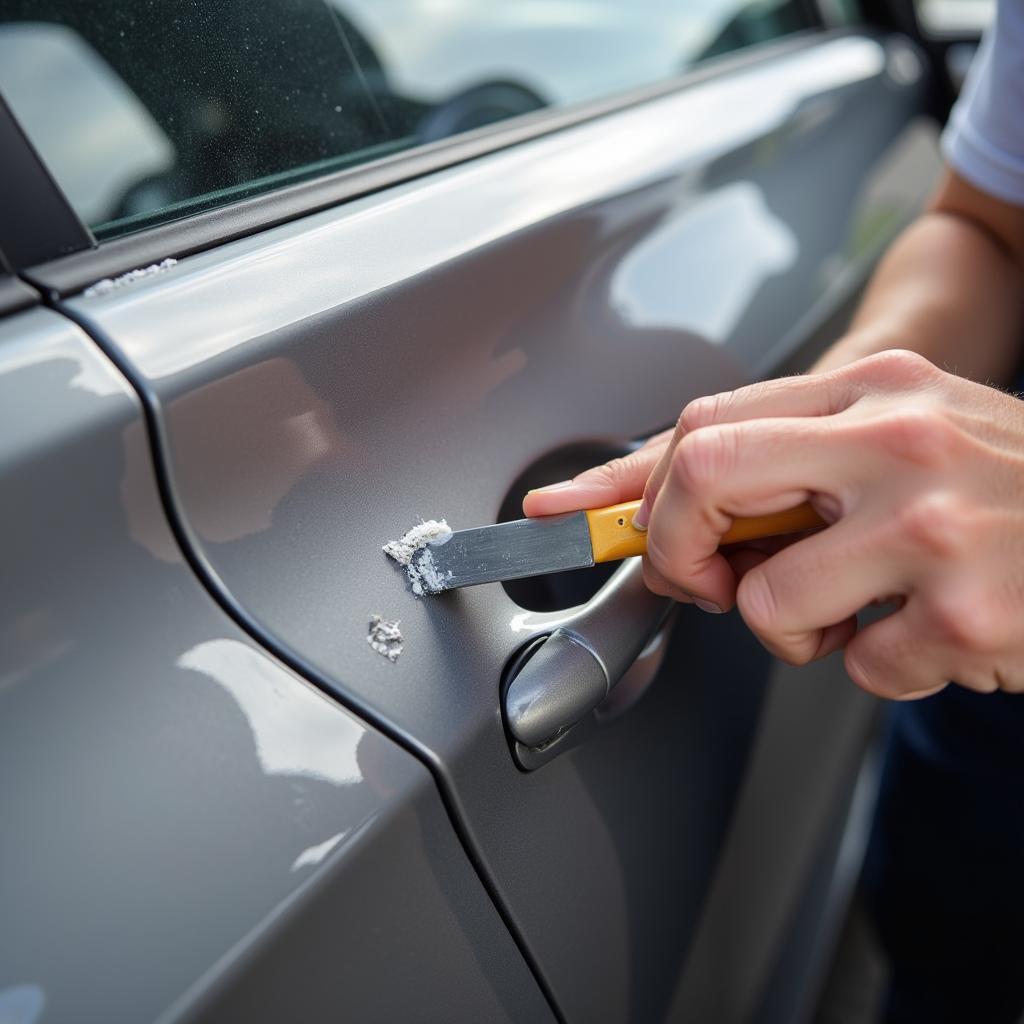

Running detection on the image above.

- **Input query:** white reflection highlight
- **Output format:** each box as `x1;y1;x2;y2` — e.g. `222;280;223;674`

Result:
510;608;583;635
290;829;349;872
177;640;362;787
611;182;797;343
68;362;125;398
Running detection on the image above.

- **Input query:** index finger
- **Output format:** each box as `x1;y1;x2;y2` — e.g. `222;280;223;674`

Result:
521;430;673;517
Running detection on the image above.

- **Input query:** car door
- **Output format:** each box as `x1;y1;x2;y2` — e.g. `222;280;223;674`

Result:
0;279;556;1024
1;2;944;1021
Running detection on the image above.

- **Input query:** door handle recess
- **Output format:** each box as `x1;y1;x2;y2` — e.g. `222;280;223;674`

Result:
504;559;673;755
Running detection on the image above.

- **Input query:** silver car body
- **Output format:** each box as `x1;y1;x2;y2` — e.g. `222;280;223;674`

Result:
2;19;944;1024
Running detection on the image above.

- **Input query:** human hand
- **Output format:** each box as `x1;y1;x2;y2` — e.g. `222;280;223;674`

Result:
524;350;1024;698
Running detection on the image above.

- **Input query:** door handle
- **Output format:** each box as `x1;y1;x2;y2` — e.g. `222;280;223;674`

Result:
504;559;672;753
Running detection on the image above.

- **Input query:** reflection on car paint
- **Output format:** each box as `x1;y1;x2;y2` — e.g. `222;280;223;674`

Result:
176;638;365;786
611;181;797;343
289;828;350;872
165;358;346;543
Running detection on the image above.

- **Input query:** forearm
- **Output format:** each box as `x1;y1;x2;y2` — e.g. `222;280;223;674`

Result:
814;179;1024;382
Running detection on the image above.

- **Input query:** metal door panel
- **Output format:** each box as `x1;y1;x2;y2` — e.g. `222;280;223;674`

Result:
65;34;939;1021
0;309;553;1024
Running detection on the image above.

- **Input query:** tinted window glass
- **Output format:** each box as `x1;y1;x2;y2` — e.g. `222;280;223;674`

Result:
0;0;811;241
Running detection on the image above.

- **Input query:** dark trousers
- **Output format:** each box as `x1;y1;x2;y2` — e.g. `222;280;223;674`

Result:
864;687;1024;1024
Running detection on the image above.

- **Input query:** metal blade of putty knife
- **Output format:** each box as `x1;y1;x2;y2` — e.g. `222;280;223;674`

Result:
425;511;596;591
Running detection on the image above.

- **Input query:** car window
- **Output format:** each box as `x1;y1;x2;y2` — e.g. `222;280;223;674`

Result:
0;0;813;243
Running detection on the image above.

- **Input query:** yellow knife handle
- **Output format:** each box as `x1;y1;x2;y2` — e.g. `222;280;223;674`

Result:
585;499;826;563
584;501;650;562
721;503;826;544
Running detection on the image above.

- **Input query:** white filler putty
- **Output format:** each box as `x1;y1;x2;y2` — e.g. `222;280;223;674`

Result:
383;519;454;596
367;615;403;662
84;257;178;298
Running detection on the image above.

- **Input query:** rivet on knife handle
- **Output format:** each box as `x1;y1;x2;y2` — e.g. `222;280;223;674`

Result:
584;499;825;563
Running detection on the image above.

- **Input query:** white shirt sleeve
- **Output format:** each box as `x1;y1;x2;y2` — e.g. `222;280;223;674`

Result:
941;0;1024;207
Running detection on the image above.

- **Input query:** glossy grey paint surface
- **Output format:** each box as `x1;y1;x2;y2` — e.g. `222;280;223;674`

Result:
0;309;553;1024
68;34;938;1021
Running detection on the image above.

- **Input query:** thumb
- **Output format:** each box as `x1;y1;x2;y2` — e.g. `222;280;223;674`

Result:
522;443;667;517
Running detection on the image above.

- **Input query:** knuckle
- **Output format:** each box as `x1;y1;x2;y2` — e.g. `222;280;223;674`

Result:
672;426;735;491
921;590;964;643
870;405;959;468
853;349;943;389
574;463;612;486
897;491;972;559
605;457;629;483
679;398;707;433
680;392;728;433
922;589;1001;653
609;453;641;483
577;455;633;488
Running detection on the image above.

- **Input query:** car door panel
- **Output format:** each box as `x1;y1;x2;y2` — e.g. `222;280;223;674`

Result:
59;32;940;1023
0;309;555;1024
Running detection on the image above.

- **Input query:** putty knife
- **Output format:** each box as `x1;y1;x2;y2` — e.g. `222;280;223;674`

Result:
424;498;824;592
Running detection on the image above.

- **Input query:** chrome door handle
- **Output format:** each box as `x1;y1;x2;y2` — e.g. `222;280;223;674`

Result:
504;559;673;752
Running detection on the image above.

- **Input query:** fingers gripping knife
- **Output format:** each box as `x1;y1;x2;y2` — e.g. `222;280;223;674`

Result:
418;498;825;760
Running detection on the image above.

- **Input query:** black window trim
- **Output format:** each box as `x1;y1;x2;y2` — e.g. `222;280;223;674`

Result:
8;24;880;301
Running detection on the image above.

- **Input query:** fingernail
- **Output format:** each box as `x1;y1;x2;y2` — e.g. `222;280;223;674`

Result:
529;480;573;493
632;500;649;530
695;599;723;614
